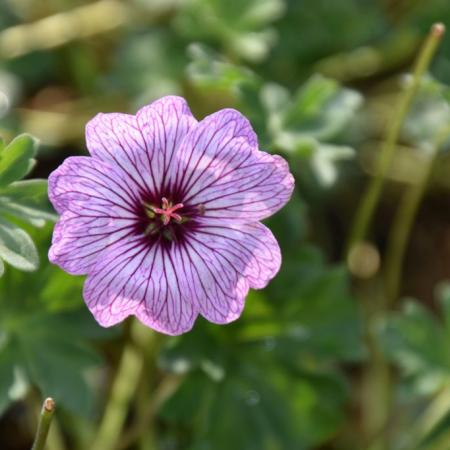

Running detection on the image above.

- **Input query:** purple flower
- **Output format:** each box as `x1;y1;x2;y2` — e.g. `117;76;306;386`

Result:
48;96;294;335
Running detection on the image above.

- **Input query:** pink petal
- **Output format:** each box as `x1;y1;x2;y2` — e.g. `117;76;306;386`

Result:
182;222;280;323
49;211;133;274
48;156;137;274
83;221;280;332
83;237;198;335
135;95;198;194
85;112;155;194
175;109;294;223
85;97;197;198
193;222;281;289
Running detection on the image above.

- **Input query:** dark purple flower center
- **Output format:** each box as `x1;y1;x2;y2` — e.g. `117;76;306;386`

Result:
135;194;202;248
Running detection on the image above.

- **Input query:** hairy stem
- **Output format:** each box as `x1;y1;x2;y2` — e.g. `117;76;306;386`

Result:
31;398;56;450
347;23;445;256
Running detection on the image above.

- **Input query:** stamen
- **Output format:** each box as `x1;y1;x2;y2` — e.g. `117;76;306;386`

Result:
146;197;184;226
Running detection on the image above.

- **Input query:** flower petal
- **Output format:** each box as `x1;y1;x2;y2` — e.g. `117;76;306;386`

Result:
85;112;153;194
193;222;281;289
83;238;198;335
172;242;247;325
48;156;137;274
86;97;197;199
135;95;198;196
49;211;134;275
175;222;280;324
176;109;294;223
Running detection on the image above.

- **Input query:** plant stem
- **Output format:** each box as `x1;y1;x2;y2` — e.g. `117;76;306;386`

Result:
118;374;183;449
358;280;392;450
399;383;450;450
31;398;56;450
46;417;67;450
353;24;445;450
347;22;445;256
91;319;154;450
385;125;450;305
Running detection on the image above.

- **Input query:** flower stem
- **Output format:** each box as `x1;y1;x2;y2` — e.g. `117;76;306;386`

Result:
31;398;56;450
91;319;153;450
385;125;450;305
347;23;445;256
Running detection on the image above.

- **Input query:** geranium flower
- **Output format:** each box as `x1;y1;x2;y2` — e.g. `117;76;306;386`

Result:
48;96;294;335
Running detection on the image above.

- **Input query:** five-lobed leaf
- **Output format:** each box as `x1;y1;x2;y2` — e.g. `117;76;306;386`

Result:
0;179;57;227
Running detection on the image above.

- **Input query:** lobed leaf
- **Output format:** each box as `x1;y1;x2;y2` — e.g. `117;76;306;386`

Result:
0;217;39;271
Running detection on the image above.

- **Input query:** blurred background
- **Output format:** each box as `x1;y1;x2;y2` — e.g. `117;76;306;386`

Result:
2;0;450;449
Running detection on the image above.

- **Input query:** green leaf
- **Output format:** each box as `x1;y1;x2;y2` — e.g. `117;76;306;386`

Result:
0;135;52;276
0;134;37;188
24;336;101;414
1;309;108;416
310;143;355;186
402;75;450;152
0;217;38;271
187;44;260;94
161;367;305;450
0;179;56;227
380;291;450;395
262;75;362;187
265;75;363;153
176;0;284;62
0;223;116;416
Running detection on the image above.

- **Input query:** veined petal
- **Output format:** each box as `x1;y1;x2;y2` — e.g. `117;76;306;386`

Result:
193;222;281;289
49;211;134;275
48;156;138;274
173;242;247;325
48;156;139;216
136;96;198;196
85;112;153;195
84;238;198;335
179;222;280;324
176;109;294;223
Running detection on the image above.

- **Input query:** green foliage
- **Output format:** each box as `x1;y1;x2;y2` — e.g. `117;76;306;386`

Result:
159;240;362;449
402;75;450;151
381;285;450;395
262;75;362;186
176;0;285;62
0;226;115;416
0;134;36;187
0;135;54;275
187;44;260;96
2;0;450;449
378;285;450;450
